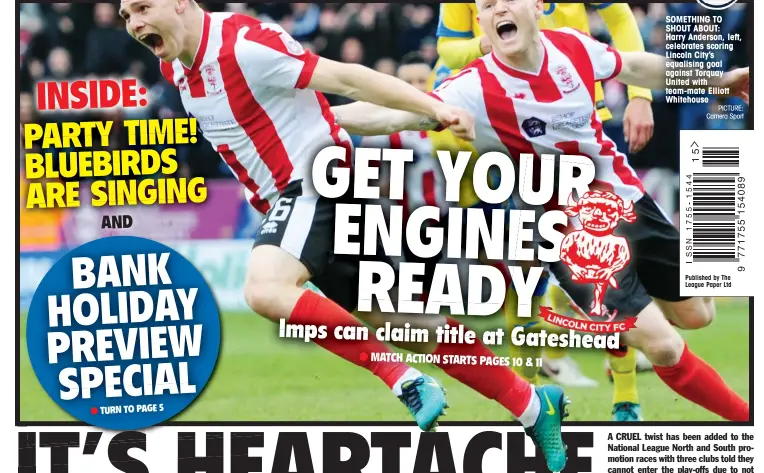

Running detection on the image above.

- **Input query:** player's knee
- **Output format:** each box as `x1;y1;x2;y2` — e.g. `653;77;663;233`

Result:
673;298;716;330
244;245;311;318
682;308;714;330
243;281;283;318
703;297;717;322
641;333;684;367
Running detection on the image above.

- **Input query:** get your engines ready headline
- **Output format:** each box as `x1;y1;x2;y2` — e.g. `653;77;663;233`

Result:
310;146;591;319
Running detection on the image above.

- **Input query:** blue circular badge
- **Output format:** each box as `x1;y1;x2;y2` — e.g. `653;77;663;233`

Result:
26;236;221;430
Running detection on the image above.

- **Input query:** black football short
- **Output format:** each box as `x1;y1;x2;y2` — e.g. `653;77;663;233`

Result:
549;193;689;320
253;180;393;312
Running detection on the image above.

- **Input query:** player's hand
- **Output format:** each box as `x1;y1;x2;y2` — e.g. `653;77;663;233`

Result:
448;118;476;141
714;67;749;105
623;97;654;154
435;104;476;140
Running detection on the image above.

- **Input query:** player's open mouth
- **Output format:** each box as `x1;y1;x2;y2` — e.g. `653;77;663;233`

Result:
139;33;165;54
496;21;518;41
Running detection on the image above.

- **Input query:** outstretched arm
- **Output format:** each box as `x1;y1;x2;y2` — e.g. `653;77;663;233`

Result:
558;27;749;106
328;63;479;140
332;101;477;141
617;52;749;104
236;22;474;126
331;102;440;136
309;58;473;127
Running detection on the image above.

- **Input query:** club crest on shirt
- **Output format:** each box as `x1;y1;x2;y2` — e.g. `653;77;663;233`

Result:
261;23;305;56
202;63;224;96
555;65;580;94
282;34;305;55
522;117;547;138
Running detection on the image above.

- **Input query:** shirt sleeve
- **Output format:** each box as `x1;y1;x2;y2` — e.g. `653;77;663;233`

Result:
556;27;622;81
427;67;481;132
236;22;319;89
428;67;479;110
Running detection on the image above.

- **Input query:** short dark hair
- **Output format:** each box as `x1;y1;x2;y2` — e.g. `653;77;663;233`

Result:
399;52;428;67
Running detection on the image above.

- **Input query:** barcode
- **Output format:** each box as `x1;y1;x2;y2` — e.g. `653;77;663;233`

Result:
702;146;739;167
680;131;752;297
691;173;738;262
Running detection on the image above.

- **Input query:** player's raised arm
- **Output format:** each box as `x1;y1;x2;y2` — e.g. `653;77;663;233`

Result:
308;57;472;130
595;3;654;153
558;27;749;105
617;52;749;104
331;101;476;141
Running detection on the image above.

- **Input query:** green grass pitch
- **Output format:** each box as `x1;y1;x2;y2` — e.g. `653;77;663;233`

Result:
19;298;749;423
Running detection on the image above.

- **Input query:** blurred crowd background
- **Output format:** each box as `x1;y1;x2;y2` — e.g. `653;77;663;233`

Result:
18;2;750;246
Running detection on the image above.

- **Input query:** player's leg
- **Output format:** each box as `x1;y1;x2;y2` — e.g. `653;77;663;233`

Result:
552;194;748;421
503;265;546;385
390;192;541;428
550;256;675;422
473;197;546;384
553;281;645;419
605;345;642;421
618;302;748;421
357;298;571;472
626;195;747;421
245;184;446;430
357;307;535;419
539;283;599;388
654;297;715;330
547;274;642;420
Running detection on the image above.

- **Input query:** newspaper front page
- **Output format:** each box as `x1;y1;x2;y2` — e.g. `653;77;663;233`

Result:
12;0;759;472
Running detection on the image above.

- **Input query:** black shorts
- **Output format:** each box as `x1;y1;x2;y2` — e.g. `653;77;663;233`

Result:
549;193;690;320
253;180;393;312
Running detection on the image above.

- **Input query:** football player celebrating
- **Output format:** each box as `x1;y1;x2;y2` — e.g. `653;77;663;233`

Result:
433;1;655;421
120;0;474;433
332;0;750;425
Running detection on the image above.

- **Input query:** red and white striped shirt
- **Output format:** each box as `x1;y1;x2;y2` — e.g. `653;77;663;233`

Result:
429;27;646;209
160;12;352;214
363;130;448;216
